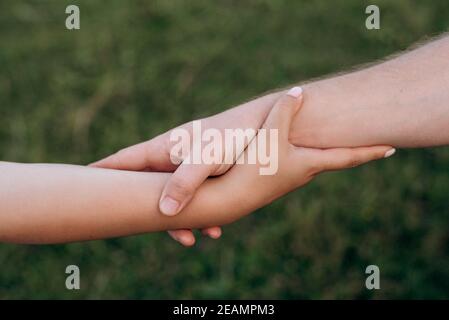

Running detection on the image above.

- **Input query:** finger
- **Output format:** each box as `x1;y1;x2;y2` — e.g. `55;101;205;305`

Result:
262;86;303;140
201;226;222;239
310;146;395;172
167;229;196;247
89;136;175;172
159;161;213;216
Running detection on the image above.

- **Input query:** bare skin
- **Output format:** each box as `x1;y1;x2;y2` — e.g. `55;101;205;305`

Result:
93;35;449;246
0;91;393;244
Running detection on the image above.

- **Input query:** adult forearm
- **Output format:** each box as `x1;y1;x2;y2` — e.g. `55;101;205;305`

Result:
291;35;449;148
244;36;449;148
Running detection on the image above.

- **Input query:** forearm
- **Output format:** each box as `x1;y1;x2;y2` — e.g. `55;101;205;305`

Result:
0;162;246;244
240;36;449;148
291;36;449;148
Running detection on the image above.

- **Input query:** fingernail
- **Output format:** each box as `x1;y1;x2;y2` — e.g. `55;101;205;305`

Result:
180;235;194;246
169;231;180;242
384;148;396;158
287;86;303;98
210;229;221;239
160;196;180;216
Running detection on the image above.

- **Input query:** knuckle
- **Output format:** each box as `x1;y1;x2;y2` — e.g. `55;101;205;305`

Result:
349;160;361;168
346;154;362;168
162;133;174;154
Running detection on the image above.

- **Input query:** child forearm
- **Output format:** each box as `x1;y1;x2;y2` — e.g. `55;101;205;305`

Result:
0;162;247;244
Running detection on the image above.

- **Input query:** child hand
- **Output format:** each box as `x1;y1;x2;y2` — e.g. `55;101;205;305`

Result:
219;88;395;217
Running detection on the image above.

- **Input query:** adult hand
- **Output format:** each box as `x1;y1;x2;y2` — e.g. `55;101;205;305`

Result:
90;95;277;246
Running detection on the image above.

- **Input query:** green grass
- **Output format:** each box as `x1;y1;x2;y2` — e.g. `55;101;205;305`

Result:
0;0;448;299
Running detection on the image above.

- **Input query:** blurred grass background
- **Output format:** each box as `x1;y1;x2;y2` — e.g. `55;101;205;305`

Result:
0;0;448;299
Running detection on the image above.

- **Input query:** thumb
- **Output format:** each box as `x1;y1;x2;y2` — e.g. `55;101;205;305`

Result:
262;86;303;139
159;161;213;216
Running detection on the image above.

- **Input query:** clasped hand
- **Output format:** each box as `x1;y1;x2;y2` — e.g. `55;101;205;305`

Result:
91;87;393;246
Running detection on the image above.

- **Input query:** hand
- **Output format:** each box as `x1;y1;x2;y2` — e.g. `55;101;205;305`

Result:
220;87;395;218
89;95;275;246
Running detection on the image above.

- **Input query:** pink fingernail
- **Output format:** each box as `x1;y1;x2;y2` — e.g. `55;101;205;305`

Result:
209;229;221;239
180;235;195;246
287;86;303;98
384;148;396;158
